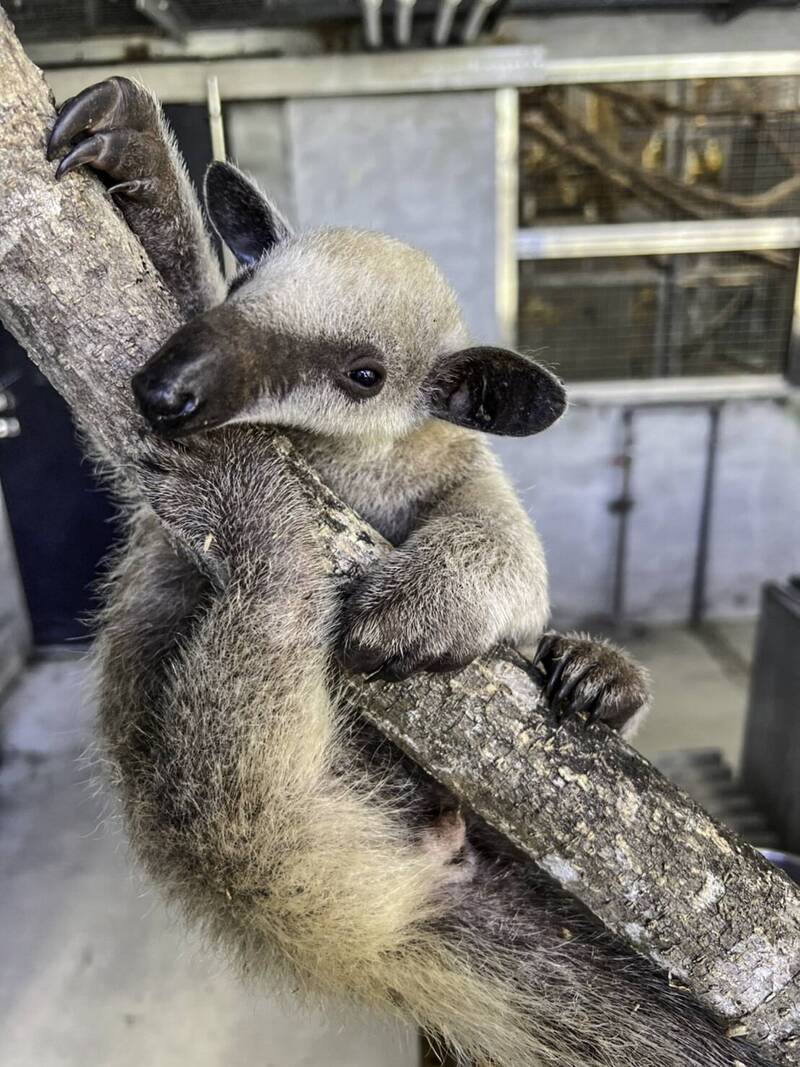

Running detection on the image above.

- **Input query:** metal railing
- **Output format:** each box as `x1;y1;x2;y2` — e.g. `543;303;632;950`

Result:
516;219;800;261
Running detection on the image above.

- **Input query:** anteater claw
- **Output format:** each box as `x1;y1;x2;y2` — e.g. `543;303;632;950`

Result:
534;631;651;735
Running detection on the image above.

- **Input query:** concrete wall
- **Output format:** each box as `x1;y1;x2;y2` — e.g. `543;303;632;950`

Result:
230;91;499;342
502;9;800;58
227;93;800;628
495;397;800;627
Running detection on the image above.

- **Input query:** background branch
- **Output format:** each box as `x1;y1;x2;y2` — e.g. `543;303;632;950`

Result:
1;10;799;1061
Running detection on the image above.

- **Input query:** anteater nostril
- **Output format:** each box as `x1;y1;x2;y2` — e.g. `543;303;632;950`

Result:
132;370;199;423
154;389;197;418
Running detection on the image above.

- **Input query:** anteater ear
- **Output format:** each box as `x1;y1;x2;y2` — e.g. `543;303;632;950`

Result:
428;346;566;437
203;161;293;267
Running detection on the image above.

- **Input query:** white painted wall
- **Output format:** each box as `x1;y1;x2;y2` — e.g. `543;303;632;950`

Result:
496;397;800;627
230;92;499;343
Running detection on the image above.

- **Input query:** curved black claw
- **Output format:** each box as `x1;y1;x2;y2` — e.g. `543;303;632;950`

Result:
553;662;594;710
47;77;154;162
544;653;570;703
532;631;651;734
47;78;162;203
54;133;113;179
48;79;124;161
531;632;557;671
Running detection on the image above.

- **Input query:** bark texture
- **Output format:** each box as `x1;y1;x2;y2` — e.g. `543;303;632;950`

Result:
1;9;799;1061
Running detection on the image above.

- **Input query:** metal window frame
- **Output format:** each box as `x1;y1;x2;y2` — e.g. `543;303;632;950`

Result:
495;87;519;348
515;221;800;389
42;45;800;105
516;220;800;261
515;219;800;388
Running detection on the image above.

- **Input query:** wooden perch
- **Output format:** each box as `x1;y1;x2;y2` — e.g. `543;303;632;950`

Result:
1;11;800;1062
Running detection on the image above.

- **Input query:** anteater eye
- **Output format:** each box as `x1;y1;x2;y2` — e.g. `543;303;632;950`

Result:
346;364;385;396
349;367;379;388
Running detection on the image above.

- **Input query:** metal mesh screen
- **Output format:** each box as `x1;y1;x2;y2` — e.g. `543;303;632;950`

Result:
520;78;800;226
7;0;469;41
7;0;360;41
518;252;796;381
519;76;800;380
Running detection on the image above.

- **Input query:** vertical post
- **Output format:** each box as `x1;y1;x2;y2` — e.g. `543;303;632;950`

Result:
787;250;800;385
495;87;519;348
689;403;722;627
0;484;31;700
360;0;384;49
610;407;635;628
206;75;236;281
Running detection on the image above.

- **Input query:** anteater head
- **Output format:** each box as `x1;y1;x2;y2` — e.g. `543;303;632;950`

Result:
132;162;566;441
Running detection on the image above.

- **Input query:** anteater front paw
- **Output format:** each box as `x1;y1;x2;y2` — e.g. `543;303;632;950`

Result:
532;632;651;736
47;77;168;203
337;577;483;683
338;613;478;683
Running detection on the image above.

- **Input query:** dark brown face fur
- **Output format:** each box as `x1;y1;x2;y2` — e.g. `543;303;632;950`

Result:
132;304;387;438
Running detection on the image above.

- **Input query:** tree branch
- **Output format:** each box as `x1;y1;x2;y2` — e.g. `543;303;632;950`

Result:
1;10;799;1061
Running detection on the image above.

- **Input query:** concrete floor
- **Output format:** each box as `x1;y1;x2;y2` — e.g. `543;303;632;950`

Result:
0;623;756;1067
0;657;417;1067
627;620;755;770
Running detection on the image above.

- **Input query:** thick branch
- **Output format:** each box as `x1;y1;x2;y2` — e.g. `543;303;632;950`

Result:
1;10;799;1061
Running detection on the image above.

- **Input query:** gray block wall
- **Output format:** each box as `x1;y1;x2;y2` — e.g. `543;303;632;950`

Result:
227;94;800;628
495;398;800;627
230;91;499;342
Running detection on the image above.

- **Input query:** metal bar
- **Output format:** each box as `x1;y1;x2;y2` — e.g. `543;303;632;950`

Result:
394;0;416;47
206;75;226;163
568;374;792;407
432;0;461;46
361;0;384;49
528;266;773;288
28;29;323;67
0;416;20;438
495;88;519;348
461;0;499;43
84;0;99;33
206;76;236;282
545;49;800;85
653;259;677;378
689;404;722;627
788;249;800;386
516;219;800;260
134;0;189;44
610;408;634;627
43;47;800;105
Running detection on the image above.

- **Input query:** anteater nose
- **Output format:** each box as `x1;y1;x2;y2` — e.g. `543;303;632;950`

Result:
132;368;198;424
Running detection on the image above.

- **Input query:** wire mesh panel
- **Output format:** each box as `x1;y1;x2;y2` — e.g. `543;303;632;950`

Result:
518;251;796;381
7;0;475;41
520;77;800;227
519;76;800;380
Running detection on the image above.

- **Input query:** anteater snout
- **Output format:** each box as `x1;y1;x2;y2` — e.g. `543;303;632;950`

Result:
133;364;198;425
132;318;231;438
